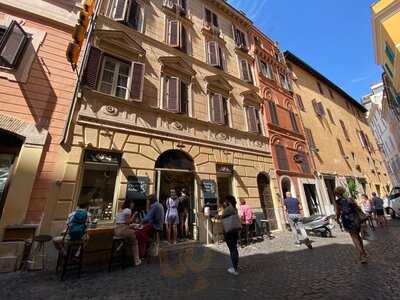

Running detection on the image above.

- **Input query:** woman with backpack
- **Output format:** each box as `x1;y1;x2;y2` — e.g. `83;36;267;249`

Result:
335;187;368;264
115;200;141;266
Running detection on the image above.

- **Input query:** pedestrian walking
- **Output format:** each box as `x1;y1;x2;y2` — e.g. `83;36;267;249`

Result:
360;194;375;231
371;192;387;227
334;187;368;264
283;192;312;248
221;195;241;276
165;189;179;244
239;198;253;246
178;188;189;240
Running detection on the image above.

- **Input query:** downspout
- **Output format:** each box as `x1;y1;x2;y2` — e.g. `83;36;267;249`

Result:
60;0;104;145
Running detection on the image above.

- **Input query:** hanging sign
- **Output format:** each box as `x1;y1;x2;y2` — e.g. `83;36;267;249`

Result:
126;176;149;202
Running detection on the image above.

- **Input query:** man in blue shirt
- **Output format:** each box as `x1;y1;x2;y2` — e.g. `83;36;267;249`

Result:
284;192;311;248
142;195;164;232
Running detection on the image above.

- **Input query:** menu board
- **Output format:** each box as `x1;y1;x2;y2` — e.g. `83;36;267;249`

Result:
126;176;149;202
202;180;218;212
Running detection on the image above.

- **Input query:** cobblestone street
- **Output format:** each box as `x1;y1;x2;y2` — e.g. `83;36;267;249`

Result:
1;220;400;300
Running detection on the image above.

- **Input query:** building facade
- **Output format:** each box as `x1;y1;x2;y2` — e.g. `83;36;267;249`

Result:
249;29;316;218
46;0;283;243
363;82;400;186
286;51;390;215
0;0;80;271
372;0;400;119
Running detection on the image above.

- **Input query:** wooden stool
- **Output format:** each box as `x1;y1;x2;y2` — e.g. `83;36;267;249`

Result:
56;240;85;281
108;237;127;272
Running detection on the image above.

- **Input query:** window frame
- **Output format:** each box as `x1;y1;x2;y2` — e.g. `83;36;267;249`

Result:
258;57;273;80
245;105;263;134
0;20;29;69
106;0;145;33
239;58;253;83
209;92;230;126
206;40;225;70
161;74;190;115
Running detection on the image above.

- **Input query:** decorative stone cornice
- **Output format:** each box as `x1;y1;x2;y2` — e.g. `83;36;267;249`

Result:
159;56;196;77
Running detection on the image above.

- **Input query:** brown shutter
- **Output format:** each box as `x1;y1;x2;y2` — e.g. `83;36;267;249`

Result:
167;77;179;112
234;27;241;46
0;21;28;68
296;94;304;111
127;0;140;30
327;108;335;124
289;111;299;132
241;59;251;82
113;0;128;21
299;152;311;173
181;25;187;53
340;120;350;141
305;128;316;149
312;99;319;116
208;41;219;66
268;101;279;125
317;102;326;116
168;20;180;47
337;139;345;155
275;144;289;171
130;62;145;101
211;93;224;124
247;107;258;132
83;47;102;89
180;81;188;115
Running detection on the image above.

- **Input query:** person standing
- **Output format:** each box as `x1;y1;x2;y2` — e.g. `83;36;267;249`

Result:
114;200;141;266
239;198;253;246
283;192;312;248
371;192;387;227
222;195;241;276
165;189;179;244
178;188;190;240
335;187;367;264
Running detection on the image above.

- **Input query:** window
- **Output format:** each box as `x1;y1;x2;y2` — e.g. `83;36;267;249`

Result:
233;26;248;49
106;0;143;32
289;111;299;133
275;144;289;171
204;8;219;28
84;48;145;101
312;99;325;117
254;36;262;48
298;152;311;174
162;76;189;114
304;128;316;150
246;106;262;134
206;41;224;70
268;101;279;125
327;108;335;124
339;120;350;141
239;59;253;83
0;21;29;69
385;42;395;65
337;139;345;156
317;82;324;94
258;58;272;80
209;93;229;126
357;130;369;149
329;89;334;99
167;20;188;53
280;73;290;90
295;94;305;111
163;0;187;13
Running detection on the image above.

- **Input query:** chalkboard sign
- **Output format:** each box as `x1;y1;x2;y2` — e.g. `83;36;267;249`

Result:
202;180;217;199
126;176;149;203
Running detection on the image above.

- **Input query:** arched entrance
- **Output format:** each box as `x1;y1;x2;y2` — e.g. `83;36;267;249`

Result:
257;173;277;230
281;176;292;199
0;130;23;220
155;150;196;239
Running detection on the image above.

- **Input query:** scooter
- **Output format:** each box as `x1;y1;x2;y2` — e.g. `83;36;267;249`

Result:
302;214;335;237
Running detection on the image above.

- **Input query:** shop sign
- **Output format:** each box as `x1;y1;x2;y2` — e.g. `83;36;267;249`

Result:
216;164;233;174
126;176;149;202
85;150;121;165
202;180;217;199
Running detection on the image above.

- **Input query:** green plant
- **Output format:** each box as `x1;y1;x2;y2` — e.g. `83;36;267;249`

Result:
347;178;358;200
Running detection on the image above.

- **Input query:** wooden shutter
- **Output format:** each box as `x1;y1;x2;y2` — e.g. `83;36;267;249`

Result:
205;8;212;26
304;128;316;149
275;144;289;171
358;130;368;148
327;108;335;124
233;26;241;46
168;20;180;47
83;47;102;89
113;0;128;21
218;46;224;69
296;94;305;111
181;25;187;53
340;120;350;141
317;102;326;116
211;93;224;124
127;0;140;30
222;97;229;126
289;111;299;132
166;77;179;112
207;41;219;66
246;107;258;133
240;59;251;82
268;101;279;125
130;62;145;101
106;0;116;17
0;21;28;68
337;139;345;155
299;152;311;174
180;81;188;115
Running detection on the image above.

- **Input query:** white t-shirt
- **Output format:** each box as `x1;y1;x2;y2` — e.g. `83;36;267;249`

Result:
116;208;132;224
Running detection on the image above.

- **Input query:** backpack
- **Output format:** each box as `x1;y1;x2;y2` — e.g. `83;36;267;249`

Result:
68;209;88;241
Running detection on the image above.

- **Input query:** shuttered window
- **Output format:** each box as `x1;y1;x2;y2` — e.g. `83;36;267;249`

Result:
357;130;368;149
83;47;102;89
296;94;305;111
259;59;272;79
168;20;180;47
304;128;316;149
299;152;311;174
210;93;228;126
205;8;218;27
107;0;143;31
327;108;335;124
312;100;325;117
0;21;29;69
289;111;299;133
240;59;253;83
317;82;324;94
280;73;290;90
275;144;289;171
246;106;262;134
268;101;279;125
340;120;350;141
129;62;145;101
163;76;189;115
337;139;345;156
233;26;247;48
207;41;224;69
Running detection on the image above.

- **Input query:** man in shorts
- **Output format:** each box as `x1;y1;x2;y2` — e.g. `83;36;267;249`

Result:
372;192;387;227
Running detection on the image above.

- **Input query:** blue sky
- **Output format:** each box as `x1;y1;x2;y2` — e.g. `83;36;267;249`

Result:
228;0;381;101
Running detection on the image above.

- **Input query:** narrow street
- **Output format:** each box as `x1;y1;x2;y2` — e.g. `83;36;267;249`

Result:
1;220;399;300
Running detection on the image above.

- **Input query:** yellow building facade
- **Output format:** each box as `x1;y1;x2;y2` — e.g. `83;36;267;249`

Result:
286;52;390;215
43;0;284;243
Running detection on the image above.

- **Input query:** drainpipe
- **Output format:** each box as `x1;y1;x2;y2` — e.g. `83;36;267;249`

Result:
61;0;104;145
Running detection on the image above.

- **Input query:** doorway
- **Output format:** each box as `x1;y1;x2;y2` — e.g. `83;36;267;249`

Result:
303;184;320;215
257;173;278;230
281;177;292;199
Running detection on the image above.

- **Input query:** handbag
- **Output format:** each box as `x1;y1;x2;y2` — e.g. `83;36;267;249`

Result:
221;214;242;233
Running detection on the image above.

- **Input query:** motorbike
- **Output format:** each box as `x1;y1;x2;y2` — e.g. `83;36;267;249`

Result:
302;214;335;237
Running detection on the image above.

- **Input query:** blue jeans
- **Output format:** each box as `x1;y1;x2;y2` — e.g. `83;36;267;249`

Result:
225;231;239;271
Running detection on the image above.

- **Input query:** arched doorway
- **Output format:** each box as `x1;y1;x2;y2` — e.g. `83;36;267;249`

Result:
281;176;292;199
155;150;196;239
0;130;23;220
257;173;278;230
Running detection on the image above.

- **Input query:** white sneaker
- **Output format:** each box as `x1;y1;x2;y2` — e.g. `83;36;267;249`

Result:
227;267;239;276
